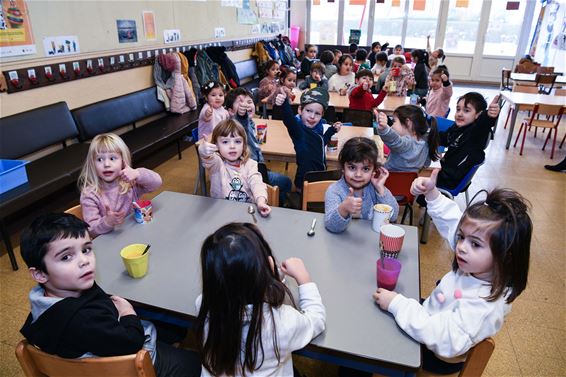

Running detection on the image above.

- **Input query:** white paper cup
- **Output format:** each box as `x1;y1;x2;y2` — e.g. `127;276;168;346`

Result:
372;204;394;233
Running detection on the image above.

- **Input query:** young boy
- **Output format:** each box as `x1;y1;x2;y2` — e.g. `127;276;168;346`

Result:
19;213;200;377
299;62;328;90
274;87;341;190
320;50;337;79
348;69;387;111
300;44;318;78
224;88;292;203
353;48;371;73
324;137;398;233
388;44;405;62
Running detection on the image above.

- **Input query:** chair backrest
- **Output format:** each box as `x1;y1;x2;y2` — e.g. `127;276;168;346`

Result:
536;73;558;94
303;169;342;183
532;103;565;118
266;184;279;207
458;337;495;377
384;171;418;204
439;162;484;198
512;85;539;94
555;88;566;96
302;180;336;211
15;340;156;377
301;169;342;211
64;205;83;220
434;116;453;133
341;108;374;127
324;106;337;124
191;127;199;143
500;68;511;90
537;66;554;74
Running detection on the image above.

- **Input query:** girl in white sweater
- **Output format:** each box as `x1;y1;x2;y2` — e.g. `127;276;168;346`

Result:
328;55;355;95
374;170;532;374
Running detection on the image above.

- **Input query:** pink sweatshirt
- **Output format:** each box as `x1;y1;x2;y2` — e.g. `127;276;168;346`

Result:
197;104;230;140
198;147;267;203
425;83;453;117
80;168;162;236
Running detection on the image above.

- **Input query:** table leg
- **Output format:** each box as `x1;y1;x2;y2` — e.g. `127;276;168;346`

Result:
0;219;19;271
505;105;520;149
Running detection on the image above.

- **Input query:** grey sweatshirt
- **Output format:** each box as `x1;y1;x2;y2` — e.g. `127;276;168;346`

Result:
378;125;431;172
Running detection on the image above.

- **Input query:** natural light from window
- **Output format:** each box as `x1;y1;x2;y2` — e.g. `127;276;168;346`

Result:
444;0;483;54
372;0;406;47
483;0;527;56
310;0;339;45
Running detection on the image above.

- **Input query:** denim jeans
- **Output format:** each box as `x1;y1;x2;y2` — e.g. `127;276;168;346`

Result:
267;170;292;205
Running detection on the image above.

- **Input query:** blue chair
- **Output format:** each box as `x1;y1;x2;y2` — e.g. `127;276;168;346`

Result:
191;127;207;196
435;116;453;153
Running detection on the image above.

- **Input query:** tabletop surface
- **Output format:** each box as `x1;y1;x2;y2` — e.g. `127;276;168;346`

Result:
510;72;566;84
93;191;421;369
500;91;566;106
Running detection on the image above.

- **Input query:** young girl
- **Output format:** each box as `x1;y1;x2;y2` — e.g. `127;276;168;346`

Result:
425;66;453;117
198;81;230;140
196;222;326;376
384;57;415;97
265;65;297;105
258;60;279;101
198;119;271;216
411;49;430;98
324;137;399;234
78;133;162;237
375;105;440;172
375;172;531;374
328;54;355;95
300;44;319;77
427;35;445;73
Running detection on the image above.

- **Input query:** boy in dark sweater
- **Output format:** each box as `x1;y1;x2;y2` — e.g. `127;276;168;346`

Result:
274;87;342;189
19;213;200;377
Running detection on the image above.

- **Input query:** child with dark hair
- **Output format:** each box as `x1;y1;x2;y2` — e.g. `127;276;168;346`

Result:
328;55;355;95
258;60;280;101
196;222;326;376
198;81;230;139
299;61;328;90
19;213;200;377
368;41;389;68
320;50;337;79
376;176;531;374
353;48;371;73
424;66;453;117
324;137;398;233
332;49;343;65
349;43;358;55
427;35;445;72
411;49;430;97
388;44;405;62
300;44;319;78
264;65;297;105
384;56;415;97
348;69;387;111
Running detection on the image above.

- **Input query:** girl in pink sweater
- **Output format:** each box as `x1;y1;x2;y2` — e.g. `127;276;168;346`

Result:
198;119;271;217
198;81;230;140
425;66;453;118
78;133;162;237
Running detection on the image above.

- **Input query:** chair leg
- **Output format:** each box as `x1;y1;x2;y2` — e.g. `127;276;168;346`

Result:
407;205;414;226
559;131;566;149
504;108;512;129
400;206;409;225
177;140;182;160
0;219;18;271
551;128;558;159
514;123;524;147
542;129;551;151
519;123;527;156
420;208;431;244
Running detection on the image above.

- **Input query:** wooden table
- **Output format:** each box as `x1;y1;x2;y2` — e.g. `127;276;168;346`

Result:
500;91;566;149
258;119;383;168
93;192;421;375
510;72;566;86
291;88;409;113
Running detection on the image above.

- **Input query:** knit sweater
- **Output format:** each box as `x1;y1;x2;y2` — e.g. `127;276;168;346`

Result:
324;177;399;233
198;104;230;140
327;72;355;92
349;86;387;111
80;168;162;237
425;81;453;117
378;125;431;172
299;75;329;90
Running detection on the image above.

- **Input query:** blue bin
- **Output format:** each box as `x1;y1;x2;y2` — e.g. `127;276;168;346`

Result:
0;160;30;194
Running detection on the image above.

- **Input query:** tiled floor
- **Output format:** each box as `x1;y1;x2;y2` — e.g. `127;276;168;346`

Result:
1;85;565;377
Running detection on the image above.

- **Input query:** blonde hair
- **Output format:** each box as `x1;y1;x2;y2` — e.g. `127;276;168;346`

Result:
78;133;132;195
211;119;250;162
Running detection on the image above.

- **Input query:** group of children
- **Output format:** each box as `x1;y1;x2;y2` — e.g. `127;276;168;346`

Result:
17;40;533;377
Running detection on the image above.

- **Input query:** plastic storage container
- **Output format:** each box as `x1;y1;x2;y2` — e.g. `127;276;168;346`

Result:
0;160;30;194
290;26;300;50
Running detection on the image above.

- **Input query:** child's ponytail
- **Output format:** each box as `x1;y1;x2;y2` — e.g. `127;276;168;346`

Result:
425;114;440;162
393;105;440;161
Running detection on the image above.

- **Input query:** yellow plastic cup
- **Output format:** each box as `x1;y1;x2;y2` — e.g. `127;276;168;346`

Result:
120;244;149;278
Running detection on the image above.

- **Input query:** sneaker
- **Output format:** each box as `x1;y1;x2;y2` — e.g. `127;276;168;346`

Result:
544;164;566;172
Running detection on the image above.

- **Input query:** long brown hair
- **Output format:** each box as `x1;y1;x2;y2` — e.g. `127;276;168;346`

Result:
393;105;440;161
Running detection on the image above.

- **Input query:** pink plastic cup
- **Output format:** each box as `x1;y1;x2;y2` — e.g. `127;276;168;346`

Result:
376;258;402;290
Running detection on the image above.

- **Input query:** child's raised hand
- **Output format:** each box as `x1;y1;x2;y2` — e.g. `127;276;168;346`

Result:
487;95;501;118
120;165;140;183
441;73;449;82
105;205;126;227
410;168;440;201
373;288;398;311
274;92;287;106
199;134;218;157
362;81;370;91
339;87;348;96
374;110;388;131
256;197;271;217
281;257;311;285
340;187;362;217
110;295;136;317
204;106;213;121
333;122;342;132
371;167;389;196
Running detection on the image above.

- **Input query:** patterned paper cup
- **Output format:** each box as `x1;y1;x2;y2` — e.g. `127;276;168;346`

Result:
256;124;268;144
134;200;153;224
379;224;405;258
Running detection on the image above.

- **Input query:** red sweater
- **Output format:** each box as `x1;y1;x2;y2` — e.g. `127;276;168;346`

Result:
348;86;387;111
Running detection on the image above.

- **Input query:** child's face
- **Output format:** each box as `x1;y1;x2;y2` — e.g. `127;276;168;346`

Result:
356;75;373;88
311;69;322;82
232;94;255;117
207;87;225;109
268;64;279;78
217;133;244;162
95;150;123;183
455;217;494;281
430;74;442;90
333;51;342;64
455;99;481;127
307;47;318;59
31;235;96;298
395;47;403;55
283;73;297;89
340;58;353;75
299;102;324;128
391;61;403;70
432;50;440;58
343;160;375;190
391;115;411;137
372;45;381;53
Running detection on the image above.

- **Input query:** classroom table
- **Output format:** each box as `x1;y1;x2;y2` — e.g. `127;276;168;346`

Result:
499;91;566;149
93;192;421;375
510;72;566;86
258;119;384;168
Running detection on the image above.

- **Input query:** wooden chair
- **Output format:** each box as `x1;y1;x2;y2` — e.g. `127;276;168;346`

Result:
302;180;336;211
537;66;555;74
341;108;374;128
500;68;512;91
514;103;564;159
555;88;566;96
536;73;558;94
458;337;495;377
266;184;279;207
299;169;342;212
64;205;83;220
15;339;156;377
503;85;540;129
384;172;418;225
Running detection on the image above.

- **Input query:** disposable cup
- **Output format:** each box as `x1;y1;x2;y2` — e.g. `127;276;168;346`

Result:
380;224;406;258
120;244;150;278
134;200;153;224
376;258;402;290
256;124;268;144
372;204;394;233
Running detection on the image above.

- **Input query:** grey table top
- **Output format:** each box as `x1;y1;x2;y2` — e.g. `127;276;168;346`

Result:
93;191;421;369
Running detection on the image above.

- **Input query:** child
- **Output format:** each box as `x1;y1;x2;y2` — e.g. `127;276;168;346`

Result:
224;87;292;204
375;173;531;374
349;69;387;111
258;60;280;101
384;56;415;97
265;65;297;105
19;213;201;377
371;51;389;77
78;133;162;237
388;44;405;62
427;35;445;73
198;119;271;216
320;50;337;79
198;81;230;140
353;48;371;73
299;61;328;90
328;54;355;95
424;66;453;117
411;49;430;98
375;105;440;172
300;44;319;78
195;222;326;376
368;41;389;68
332;49;343;66
274;87;341;190
324;137;398;233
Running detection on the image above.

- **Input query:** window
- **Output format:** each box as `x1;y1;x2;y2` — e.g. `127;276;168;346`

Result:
310;0;339;45
443;0;484;54
405;0;441;49
483;0;527;56
372;0;406;47
343;0;370;45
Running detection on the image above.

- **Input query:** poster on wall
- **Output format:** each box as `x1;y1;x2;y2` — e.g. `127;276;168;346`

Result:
42;35;79;56
142;11;156;40
0;0;36;57
116;19;138;43
163;29;181;44
237;0;257;24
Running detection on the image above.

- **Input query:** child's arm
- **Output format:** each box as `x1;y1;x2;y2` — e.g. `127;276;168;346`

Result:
320;77;329;90
322;124;338;145
197;138;223;174
324;184;359;233
374;111;414;154
299;76;311;90
349;83;367;99
127;168;162;196
371;89;387;108
80;193;125;237
275;93;303;141
441;75;453;100
246;160;270;216
258;77;275;99
198;105;214;140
